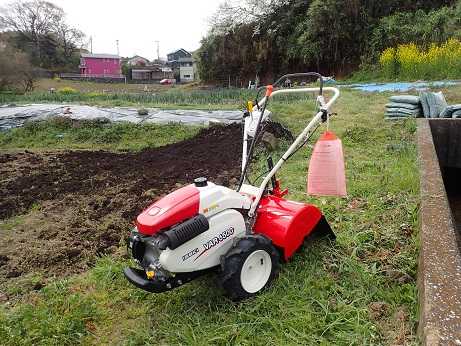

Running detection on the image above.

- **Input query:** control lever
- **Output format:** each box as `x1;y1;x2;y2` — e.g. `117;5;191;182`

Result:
267;157;277;190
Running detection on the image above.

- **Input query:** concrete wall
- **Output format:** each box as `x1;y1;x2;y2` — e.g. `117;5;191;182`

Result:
416;119;461;344
429;119;461;169
60;75;126;83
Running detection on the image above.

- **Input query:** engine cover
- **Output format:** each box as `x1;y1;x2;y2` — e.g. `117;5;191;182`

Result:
159;209;246;272
136;182;252;236
136;184;200;235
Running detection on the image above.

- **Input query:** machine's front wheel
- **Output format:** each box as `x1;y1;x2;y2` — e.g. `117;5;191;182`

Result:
220;235;280;301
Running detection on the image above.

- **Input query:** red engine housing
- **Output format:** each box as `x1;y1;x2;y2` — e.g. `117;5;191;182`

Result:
136;184;199;235
253;195;323;261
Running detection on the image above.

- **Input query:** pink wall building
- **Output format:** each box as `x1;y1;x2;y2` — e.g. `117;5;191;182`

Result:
79;53;122;76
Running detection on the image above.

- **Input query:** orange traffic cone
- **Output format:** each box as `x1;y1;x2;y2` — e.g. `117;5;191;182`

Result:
307;131;347;197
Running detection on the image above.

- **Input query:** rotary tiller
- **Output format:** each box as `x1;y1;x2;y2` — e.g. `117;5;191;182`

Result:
124;73;340;300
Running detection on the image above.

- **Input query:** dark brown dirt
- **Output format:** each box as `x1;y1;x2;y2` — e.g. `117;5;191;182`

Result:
0;124;243;292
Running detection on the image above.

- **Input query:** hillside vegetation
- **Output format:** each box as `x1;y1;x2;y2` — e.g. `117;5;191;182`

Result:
198;0;461;83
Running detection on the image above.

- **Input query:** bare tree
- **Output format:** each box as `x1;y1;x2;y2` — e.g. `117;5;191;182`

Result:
0;0;65;65
209;0;289;34
54;22;84;60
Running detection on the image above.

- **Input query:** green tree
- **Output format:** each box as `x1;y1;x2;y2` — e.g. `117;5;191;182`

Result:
0;45;35;92
197;0;460;82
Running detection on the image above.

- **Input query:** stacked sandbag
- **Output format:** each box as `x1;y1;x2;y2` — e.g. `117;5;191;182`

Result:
385;95;422;119
440;104;461;118
419;91;448;118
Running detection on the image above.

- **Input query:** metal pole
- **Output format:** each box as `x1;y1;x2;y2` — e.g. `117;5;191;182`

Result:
154;41;160;61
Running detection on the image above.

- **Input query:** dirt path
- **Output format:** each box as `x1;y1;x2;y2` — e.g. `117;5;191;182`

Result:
0;124;243;293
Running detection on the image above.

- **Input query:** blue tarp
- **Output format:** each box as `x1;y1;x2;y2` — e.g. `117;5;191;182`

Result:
346;80;459;93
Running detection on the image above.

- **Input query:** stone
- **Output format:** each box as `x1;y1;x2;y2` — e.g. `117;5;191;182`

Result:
137;108;149;116
368;302;388;320
262;132;279;151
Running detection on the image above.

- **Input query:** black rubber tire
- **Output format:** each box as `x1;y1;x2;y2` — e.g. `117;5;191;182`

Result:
220;235;280;301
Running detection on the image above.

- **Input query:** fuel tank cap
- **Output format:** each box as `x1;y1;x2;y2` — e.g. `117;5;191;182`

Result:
194;177;208;187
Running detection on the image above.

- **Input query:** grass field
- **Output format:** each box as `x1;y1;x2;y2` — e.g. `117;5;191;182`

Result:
0;79;320;110
0;119;200;151
35;78;180;93
3;85;459;345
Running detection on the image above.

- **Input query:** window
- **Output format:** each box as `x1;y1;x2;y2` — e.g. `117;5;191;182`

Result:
183;74;191;78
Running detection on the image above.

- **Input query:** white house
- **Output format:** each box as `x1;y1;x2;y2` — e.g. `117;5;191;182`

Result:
126;55;150;66
179;57;195;82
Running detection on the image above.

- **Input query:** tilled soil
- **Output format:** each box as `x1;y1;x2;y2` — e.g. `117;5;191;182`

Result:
0;124;244;292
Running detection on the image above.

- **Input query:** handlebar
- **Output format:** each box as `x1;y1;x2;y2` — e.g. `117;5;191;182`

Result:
245;85;341;218
270;86;340;111
273;72;324;94
253;72;324;108
256;86;340;112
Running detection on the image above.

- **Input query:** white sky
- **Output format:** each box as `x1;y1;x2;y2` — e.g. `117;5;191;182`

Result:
0;0;222;59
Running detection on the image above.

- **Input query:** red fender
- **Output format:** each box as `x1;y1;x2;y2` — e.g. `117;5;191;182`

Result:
253;195;323;260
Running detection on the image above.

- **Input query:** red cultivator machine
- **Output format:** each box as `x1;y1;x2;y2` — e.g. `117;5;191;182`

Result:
124;73;342;300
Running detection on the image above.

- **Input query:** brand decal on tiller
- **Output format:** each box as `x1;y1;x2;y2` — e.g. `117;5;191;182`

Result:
182;248;199;262
194;227;235;261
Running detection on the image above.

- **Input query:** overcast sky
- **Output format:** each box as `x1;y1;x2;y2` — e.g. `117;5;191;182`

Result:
0;0;222;59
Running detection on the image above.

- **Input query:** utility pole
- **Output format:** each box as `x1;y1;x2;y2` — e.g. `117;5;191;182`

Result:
89;36;93;53
154;40;160;62
116;40;120;56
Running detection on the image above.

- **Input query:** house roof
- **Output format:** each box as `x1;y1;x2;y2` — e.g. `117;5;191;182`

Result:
167;48;191;57
128;55;149;61
81;53;120;59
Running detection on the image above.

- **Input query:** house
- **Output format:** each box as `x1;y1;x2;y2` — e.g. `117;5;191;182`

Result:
167;48;191;63
130;65;174;82
167;48;191;69
79;53;122;77
178;57;196;82
126;55;150;67
166;48;197;82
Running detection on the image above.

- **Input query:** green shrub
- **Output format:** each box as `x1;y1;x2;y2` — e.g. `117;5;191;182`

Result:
58;87;78;95
96;127;123;143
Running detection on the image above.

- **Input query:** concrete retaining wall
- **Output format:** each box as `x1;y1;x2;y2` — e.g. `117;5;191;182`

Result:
417;119;461;344
430;119;461;169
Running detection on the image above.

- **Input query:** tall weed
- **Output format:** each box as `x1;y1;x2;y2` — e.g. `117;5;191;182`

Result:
379;38;461;80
